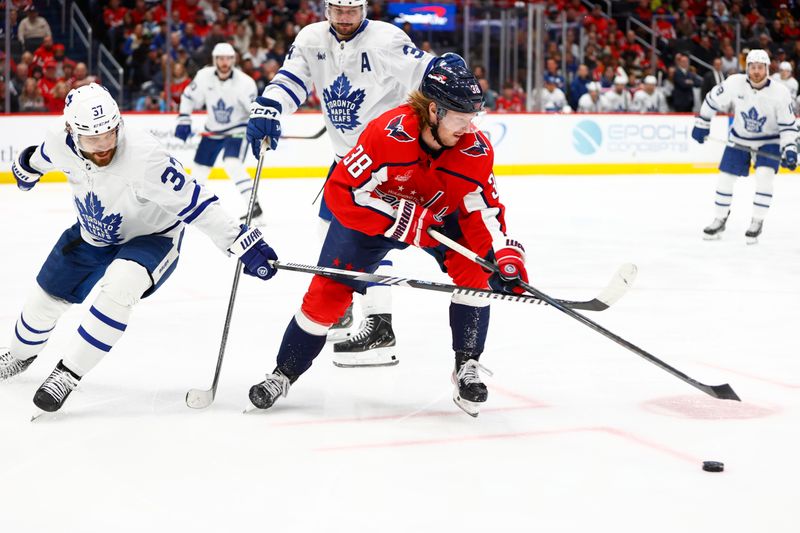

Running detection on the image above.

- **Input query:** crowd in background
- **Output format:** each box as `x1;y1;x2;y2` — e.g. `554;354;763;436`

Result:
1;0;800;114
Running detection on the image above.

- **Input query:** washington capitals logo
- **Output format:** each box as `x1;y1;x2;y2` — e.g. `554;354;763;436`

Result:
385;115;415;142
461;135;489;157
211;98;234;124
74;192;122;244
323;74;366;132
740;106;767;133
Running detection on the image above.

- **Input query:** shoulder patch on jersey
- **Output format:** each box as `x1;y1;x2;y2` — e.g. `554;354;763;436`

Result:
323;74;365;132
74;192;123;245
741;106;767;133
385;114;416;142
460;134;489;157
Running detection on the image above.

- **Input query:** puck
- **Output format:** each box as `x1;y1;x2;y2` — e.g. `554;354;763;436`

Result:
702;461;724;472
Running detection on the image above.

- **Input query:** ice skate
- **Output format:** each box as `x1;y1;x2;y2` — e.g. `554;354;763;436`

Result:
0;348;36;380
452;354;493;417
703;215;728;240
248;369;291;411
326;303;354;342
332;314;398;367
33;361;80;413
745;218;764;245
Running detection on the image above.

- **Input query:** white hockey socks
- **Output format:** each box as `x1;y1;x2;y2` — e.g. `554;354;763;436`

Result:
712;172;737;219
11;285;71;361
222;157;256;203
752;166;775;221
63;292;132;377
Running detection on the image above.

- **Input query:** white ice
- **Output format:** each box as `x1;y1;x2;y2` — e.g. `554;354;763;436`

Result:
1;173;798;533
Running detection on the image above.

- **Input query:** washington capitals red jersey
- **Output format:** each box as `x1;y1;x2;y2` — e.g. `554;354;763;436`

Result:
325;105;509;254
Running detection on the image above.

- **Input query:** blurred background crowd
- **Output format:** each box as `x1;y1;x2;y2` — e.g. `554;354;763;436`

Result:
0;0;798;113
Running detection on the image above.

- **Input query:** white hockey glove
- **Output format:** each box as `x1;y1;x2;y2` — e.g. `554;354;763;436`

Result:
11;146;43;191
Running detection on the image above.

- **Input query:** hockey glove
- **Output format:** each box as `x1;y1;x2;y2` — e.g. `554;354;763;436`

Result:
781;145;797;170
488;239;528;295
691;116;710;144
175;114;193;142
384;198;443;248
437;52;468;70
229;225;278;280
11;146;43;191
247;97;282;158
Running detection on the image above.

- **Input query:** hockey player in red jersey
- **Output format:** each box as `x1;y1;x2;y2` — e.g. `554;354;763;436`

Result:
248;64;528;416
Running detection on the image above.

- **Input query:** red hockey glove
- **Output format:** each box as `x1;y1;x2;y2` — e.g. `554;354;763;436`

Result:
384;198;443;248
489;239;528;295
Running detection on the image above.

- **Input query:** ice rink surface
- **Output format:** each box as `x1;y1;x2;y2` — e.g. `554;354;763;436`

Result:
1;173;798;533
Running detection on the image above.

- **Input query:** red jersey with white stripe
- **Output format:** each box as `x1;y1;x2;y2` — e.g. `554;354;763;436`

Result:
324;104;509;256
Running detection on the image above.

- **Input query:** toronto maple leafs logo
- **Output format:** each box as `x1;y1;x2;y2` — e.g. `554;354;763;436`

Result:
323;74;366;132
211;98;234;124
740;106;767;133
461;135;489;157
74;192;122;245
317;51;326;61
385;115;415;142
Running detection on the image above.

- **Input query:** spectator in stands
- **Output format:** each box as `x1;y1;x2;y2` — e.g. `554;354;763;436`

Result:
701;58;726;102
721;44;739;74
495;81;524;113
537;76;569;113
52;44;74;80
478;78;497;110
771;61;798;100
294;0;319;27
18;5;52;51
123;24;149;59
181;23;204;56
243;36;269;69
11;63;29;98
692;36;716;74
569;64;593;110
632;75;668;113
32;36;56;68
70;62;99;89
134;85;168;111
599;66;616;88
18;77;46;112
577;81;601;113
37;60;60;106
544;58;565;90
47;81;69;113
1;75;20;113
672;54;701;112
233;21;252;53
599;75;631;112
169;62;191;111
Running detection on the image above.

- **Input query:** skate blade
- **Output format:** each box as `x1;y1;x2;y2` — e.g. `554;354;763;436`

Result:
746;236;759;245
332;346;398;368
452;394;480;418
30;408;59;422
703;233;723;241
242;404;259;414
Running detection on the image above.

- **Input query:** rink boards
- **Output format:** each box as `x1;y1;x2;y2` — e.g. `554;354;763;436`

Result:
0;112;736;182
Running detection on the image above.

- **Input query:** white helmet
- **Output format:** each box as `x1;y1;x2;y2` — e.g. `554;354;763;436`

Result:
746;49;770;68
64;83;122;153
586;81;600;92
643;75;658;85
212;42;236;59
779;61;793;72
326;0;367;30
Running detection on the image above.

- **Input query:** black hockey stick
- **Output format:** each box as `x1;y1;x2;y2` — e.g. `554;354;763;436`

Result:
269;260;636;311
198;126;326;141
429;229;741;402
708;137;792;166
185;142;269;409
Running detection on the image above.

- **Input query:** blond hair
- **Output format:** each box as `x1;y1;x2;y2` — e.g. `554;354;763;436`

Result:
406;90;434;129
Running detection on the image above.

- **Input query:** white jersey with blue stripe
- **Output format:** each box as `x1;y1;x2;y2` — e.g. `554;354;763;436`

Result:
700;73;799;149
261;19;437;158
27;124;241;251
179;67;257;137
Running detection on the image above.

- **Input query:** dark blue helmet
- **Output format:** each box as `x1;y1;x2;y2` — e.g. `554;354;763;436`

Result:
420;64;484;114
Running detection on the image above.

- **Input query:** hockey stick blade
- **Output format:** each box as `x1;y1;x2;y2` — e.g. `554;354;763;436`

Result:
271;261;630;311
563;263;638;311
186;388;214;409
705;383;741;401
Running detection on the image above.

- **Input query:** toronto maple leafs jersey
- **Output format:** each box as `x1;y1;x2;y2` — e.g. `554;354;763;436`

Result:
577;93;600;113
25;125;241;251
262;20;437;158
631;89;668;113
598;89;631;112
700;74;799;149
533;87;568;112
180;67;258;136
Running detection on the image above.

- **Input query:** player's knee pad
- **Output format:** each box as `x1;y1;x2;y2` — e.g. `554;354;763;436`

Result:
754;166;776;191
717;172;738;193
301;276;354;326
190;164;212;185
99;260;152;308
23;284;71;325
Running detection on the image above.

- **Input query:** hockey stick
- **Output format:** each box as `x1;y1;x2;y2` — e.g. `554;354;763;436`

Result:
428;229;741;402
198;126;326;141
185;141;268;409
707;136;790;165
269;260;636;311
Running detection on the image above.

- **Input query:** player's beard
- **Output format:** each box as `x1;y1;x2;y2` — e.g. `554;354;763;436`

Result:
331;21;358;37
84;148;117;167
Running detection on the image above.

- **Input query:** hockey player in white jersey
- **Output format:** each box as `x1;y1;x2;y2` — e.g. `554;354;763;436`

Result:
536;76;570;112
599;75;631;112
692;49;798;243
246;0;466;367
577;82;601;113
632;75;668;113
1;84;278;413
176;43;263;223
770;61;798;100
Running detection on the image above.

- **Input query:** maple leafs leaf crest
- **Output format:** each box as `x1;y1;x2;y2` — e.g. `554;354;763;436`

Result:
74;192;123;245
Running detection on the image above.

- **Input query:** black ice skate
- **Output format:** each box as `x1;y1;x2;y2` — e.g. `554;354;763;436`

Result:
326;303;355;342
248;369;291;410
452;353;493;417
703;214;728;240
33;361;80;412
0;348;36;380
745;218;764;245
240;200;264;225
332;314;398;368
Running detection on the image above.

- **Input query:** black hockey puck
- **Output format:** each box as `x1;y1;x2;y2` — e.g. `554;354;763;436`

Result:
702;461;724;472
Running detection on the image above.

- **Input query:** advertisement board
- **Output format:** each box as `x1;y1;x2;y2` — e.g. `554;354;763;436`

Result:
387;3;457;31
